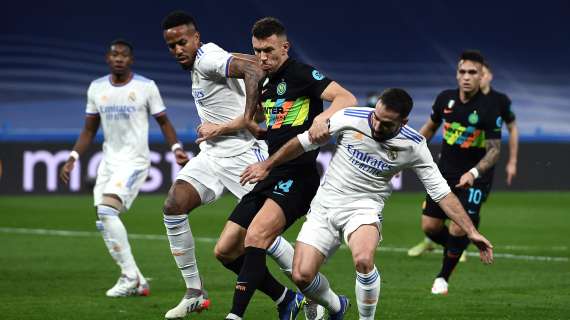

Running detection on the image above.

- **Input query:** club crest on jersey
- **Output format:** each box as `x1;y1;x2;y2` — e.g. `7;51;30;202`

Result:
386;149;398;161
468;111;479;125
101;95;108;102
128;92;136;102
277;82;287;95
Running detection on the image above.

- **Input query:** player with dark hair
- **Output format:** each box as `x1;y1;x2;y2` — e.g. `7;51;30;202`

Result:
223;16;357;320
408;58;519;262
159;11;318;319
240;88;494;319
406;50;503;295
59;39;188;297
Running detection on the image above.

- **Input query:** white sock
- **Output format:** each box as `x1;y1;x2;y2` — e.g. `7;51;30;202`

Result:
301;273;341;314
96;205;139;279
355;266;381;320
163;214;201;289
267;235;294;279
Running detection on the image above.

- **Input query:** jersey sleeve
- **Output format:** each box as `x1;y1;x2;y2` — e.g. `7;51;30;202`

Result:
85;83;99;115
430;93;444;124
411;141;451;202
197;49;233;79
298;64;333;99
499;94;516;124
297;108;346;151
147;81;167;116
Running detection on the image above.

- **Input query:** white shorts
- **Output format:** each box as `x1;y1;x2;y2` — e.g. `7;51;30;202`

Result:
93;161;149;211
296;205;383;258
175;141;268;204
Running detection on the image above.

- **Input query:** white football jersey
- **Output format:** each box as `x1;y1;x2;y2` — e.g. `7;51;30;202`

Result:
191;42;259;157
298;107;451;213
85;74;166;166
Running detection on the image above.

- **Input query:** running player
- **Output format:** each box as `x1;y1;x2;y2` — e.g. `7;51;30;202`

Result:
59;39;188;297
224;17;357;320
240;88;494;319
159;11;318;319
407;50;503;294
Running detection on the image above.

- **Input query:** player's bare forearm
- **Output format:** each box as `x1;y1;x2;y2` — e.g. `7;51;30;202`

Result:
71;115;100;156
155;114;180;146
507;121;519;165
438;192;478;236
317;82;357;121
265;137;306;170
419;118;439;142
475;138;501;174
226;56;265;121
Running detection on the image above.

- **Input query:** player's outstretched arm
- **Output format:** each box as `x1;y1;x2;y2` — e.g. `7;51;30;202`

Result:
226;54;267;139
310;82;356;144
456;138;501;189
59;115;100;184
155;113;188;165
505;120;519;186
437;192;494;264
240;136;306;185
419;118;440;142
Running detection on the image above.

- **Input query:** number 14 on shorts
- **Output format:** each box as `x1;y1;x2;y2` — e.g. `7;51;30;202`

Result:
273;179;293;195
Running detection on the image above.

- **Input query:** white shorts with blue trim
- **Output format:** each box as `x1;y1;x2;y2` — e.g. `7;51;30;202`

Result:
296;204;383;259
176;140;268;204
93;161;149;211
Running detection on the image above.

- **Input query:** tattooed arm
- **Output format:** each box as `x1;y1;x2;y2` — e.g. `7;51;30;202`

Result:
455;139;501;189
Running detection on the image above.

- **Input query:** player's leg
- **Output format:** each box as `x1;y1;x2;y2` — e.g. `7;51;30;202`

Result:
292;206;347;319
227;199;303;320
163;179;213;318
347;224;381;320
94;164;149;297
432;187;483;295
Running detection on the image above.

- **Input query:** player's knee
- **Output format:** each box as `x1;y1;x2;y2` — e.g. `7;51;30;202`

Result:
244;228;273;249
292;266;315;289
422;222;442;235
214;242;236;264
163;195;186;215
353;252;375;274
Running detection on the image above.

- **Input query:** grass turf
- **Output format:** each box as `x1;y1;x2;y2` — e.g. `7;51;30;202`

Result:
0;192;568;319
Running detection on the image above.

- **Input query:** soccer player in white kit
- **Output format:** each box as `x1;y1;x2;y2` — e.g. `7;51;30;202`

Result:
160;11;314;319
59;39;189;297
241;88;494;319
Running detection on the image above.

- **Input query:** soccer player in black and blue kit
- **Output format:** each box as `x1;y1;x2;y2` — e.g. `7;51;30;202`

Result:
222;17;357;320
415;51;505;295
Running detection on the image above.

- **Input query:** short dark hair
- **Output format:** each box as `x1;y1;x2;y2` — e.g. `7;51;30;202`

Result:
109;39;133;53
379;88;413;119
482;60;492;71
252;17;286;39
459;50;485;65
162;10;198;31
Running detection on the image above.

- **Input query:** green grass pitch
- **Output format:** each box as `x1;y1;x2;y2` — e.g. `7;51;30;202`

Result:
1;192;569;319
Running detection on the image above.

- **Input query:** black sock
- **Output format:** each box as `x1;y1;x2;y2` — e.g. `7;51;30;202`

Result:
223;254;286;302
230;247;268;317
426;227;450;246
437;235;469;281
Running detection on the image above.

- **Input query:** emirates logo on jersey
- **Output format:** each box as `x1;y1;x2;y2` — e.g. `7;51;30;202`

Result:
128;92;137;102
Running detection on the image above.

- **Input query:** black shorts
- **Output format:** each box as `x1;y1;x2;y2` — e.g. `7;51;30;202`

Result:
228;167;320;231
422;180;492;227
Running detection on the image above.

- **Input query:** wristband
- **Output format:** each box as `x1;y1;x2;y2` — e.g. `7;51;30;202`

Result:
469;167;480;179
69;150;79;161
171;142;183;152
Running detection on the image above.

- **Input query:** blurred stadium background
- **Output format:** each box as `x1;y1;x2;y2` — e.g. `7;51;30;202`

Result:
1;1;569;319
